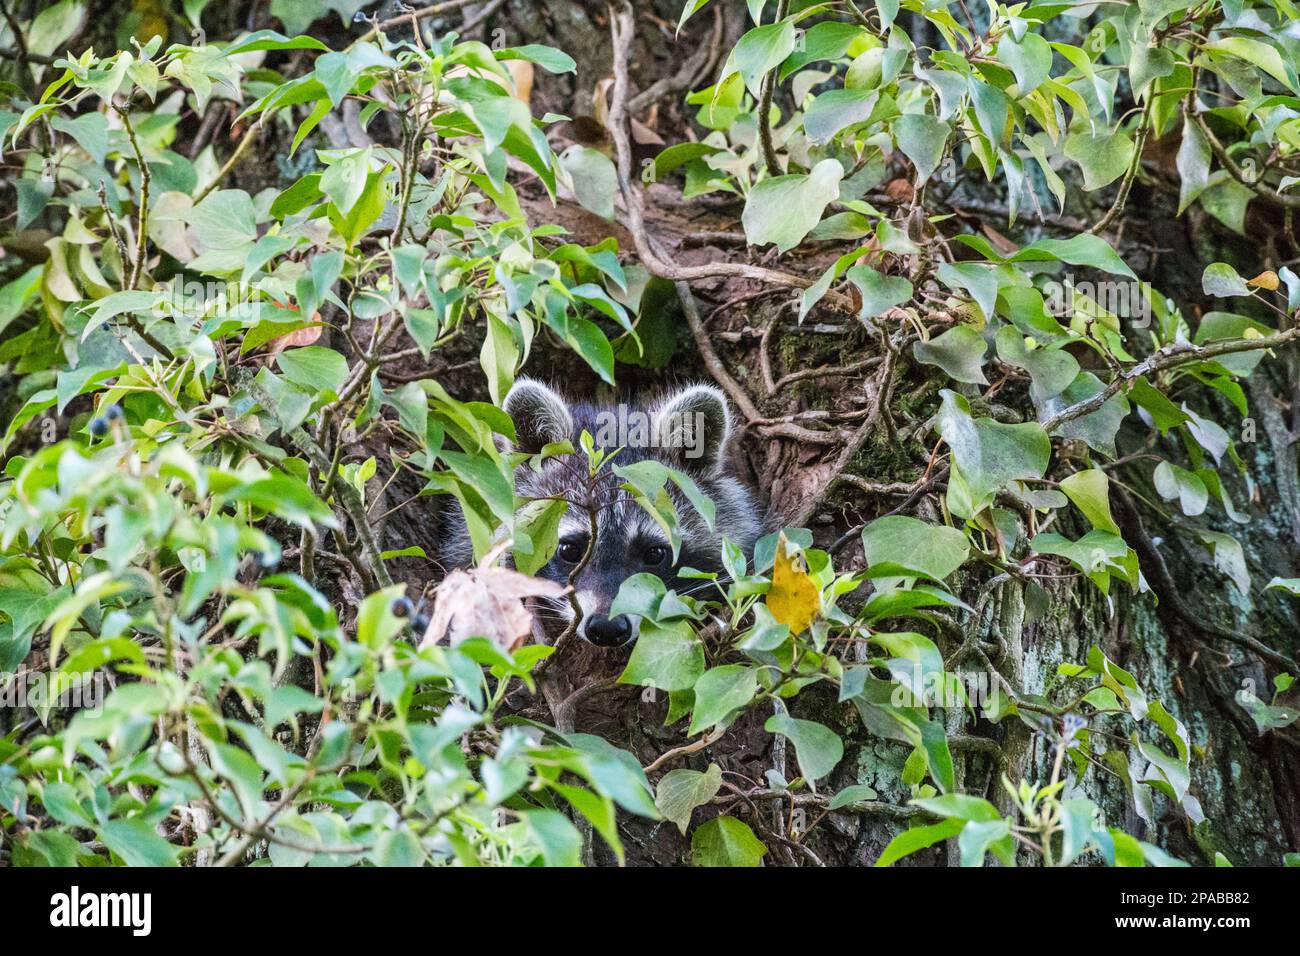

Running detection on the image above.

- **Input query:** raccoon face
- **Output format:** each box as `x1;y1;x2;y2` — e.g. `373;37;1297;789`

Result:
501;379;763;647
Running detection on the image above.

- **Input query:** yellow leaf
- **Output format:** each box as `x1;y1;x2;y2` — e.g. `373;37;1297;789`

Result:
766;532;820;634
1247;270;1280;291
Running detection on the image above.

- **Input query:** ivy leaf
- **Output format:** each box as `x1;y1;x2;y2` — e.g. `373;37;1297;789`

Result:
690;665;758;734
276;346;348;395
656;764;723;835
729;20;798;97
1060;468;1121;535
912;325;988;384
1064;128;1135;191
1041;372;1131;456
691;816;767;867
1205;36;1297;92
619;620;705;691
1176;114;1212;214
894;112;950;182
995;327;1079;403
848;264;913;319
559;145;617;220
997;32;1053;93
1008;235;1137;279
937;390;1051;518
861;515;969;582
875;818;965;866
1129;44;1175;99
1153;461;1209;517
1198;531;1251;596
937;261;999;321
764;714;844;782
804;88;879;144
98;818;182;867
519;808;583;867
827;783;879;809
1129;377;1190;433
742;159;843;252
1202;262;1251;298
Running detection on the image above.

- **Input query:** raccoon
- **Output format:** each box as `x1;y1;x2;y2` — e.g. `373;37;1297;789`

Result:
440;379;764;647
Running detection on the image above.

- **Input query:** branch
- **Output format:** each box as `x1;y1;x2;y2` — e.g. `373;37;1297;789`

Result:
356;0;482;43
1190;108;1300;209
603;2;854;311
193;122;260;205
757;0;789;177
1040;329;1300;434
1088;107;1151;235
113;105;150;291
246;377;393;590
627;5;723;114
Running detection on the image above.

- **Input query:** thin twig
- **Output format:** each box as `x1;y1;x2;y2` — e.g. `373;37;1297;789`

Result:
1040;330;1300;433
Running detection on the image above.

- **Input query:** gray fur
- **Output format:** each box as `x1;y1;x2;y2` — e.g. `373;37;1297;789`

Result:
438;379;764;644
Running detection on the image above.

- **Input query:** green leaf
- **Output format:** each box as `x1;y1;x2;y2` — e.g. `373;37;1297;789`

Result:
374;828;426;867
764;714;843;782
1176;115;1212;215
494;44;577;74
1153;461;1208;517
804;88;879;145
224;30;328;54
912;325;988;384
1202;262;1251;298
827;784;879;809
1204;36;1296;92
656;764;723;835
691;816;767;866
618;620;705;691
937;390;1051;518
513;498;568;576
1267;578;1300;596
1198;531;1250;596
1064;128;1135;191
1041;371;1130;457
559;145;617;220
861;515;969;582
690;665;758;734
1009;235;1137;280
875;818;964;866
519;808;583;867
1060;468;1120;535
729;20;798;97
937;260;999;320
98;818;182;867
847;263;913;319
276;346;349;395
997;32;1052;93
742;160;844;253
894;112;950;182
995;327;1079;402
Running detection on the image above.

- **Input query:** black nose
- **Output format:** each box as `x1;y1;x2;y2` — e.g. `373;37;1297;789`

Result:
585;613;633;647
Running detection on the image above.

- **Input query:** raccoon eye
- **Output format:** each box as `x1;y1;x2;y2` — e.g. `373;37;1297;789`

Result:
556;540;586;563
643;544;671;567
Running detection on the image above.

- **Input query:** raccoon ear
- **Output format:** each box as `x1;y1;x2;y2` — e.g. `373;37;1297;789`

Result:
503;379;574;453
651;384;732;475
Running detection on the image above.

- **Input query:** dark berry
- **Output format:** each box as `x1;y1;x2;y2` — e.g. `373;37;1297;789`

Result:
412;613;430;633
390;597;413;618
89;417;109;437
104;404;124;422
